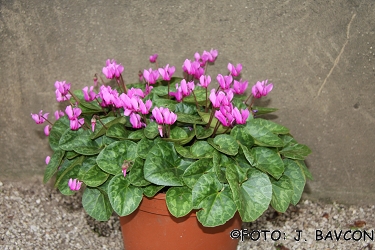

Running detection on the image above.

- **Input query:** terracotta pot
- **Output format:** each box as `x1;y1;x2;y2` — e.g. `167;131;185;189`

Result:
119;193;242;250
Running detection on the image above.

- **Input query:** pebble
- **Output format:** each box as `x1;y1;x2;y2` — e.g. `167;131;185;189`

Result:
1;181;374;249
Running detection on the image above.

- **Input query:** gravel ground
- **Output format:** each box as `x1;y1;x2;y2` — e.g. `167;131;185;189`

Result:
1;180;374;250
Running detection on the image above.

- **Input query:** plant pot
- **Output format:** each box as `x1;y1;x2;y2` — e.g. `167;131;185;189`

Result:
119;193;242;250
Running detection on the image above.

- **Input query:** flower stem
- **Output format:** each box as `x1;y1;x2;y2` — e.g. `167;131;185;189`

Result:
68;90;80;105
95;115;108;130
205;108;216;129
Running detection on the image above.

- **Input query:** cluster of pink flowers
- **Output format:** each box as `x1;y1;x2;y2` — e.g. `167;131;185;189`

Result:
32;49;275;192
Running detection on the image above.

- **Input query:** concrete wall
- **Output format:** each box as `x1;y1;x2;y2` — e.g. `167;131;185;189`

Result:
1;0;374;205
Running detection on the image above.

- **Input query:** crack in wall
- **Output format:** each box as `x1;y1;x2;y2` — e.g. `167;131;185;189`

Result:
316;13;356;97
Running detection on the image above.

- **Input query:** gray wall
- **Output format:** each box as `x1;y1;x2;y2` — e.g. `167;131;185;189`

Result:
1;0;374;205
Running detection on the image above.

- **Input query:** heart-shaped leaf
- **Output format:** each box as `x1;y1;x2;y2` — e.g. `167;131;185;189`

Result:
195;125;213;139
108;173;143;216
43;149;65;184
230;125;254;148
250;118;289;134
207;134;239;156
82;187;113;221
96;140;137;175
270;175;293;212
144;122;159;139
143;184;164;197
144;141;193;186
128;157;150;187
166;186;193;217
283;159;306;205
55;156;85;194
245;121;284;147
183;158;213;188
227;167;272;222
252;147;284;179
106;123;129;139
49;116;70;151
78;156;109;187
192;173;236;227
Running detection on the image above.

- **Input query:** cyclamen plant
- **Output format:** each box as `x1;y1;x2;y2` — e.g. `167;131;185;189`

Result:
31;49;312;227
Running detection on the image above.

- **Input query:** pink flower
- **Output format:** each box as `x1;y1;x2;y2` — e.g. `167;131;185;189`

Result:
232;79;248;95
194;52;206;67
158;64;175;81
69;118;84;130
232;107;250;124
169;85;184;102
143;68;159;84
31;110;49;124
202;49;218;63
102;59;124;79
162;108;177;125
215;108;234;127
151;107;177;125
149;54;158;63
151;107;164;124
217;74;233;90
55;81;71;102
199;75;211;88
99;85;121;107
127;88;145;98
182;59;200;75
209;89;225;108
44;125;51;136
251;80;273;98
82;86;97;102
45;156;51;165
54;110;65;120
139;99;152;115
68;178;82;191
130;113;145;128
65;106;82;120
91;117;96;132
227;63;242;77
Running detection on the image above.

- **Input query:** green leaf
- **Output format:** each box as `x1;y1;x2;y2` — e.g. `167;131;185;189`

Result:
245;120;284;147
207;134;239;156
151;85;169;96
183;158;213;188
152;98;177;111
144;122;159;139
55;156;85;194
252;147;284;179
239;145;255;166
166;187;193;217
108;174;143;216
106;123;130;139
190;141;215;158
96;140;137;175
230;125;254;148
296;160;313;180
250;118;289;134
59;129;101;155
169;126;188;139
78;156;109;187
128;157;151;187
144;141;193;186
212;150;230;183
184;87;207;104
91;116;126;140
174;102;198;115
43;149;65;184
252;106;278;115
270;175;294;212
82;187;113;221
136;138;155;159
176;113;206;125
195;125;213;139
49;116;70;151
279;143;312;160
227;167;272;222
128;129;145;140
143;184;164;197
192;173;236;227
283;159;306;205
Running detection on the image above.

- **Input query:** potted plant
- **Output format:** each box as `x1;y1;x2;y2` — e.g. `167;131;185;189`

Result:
31;49;312;250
